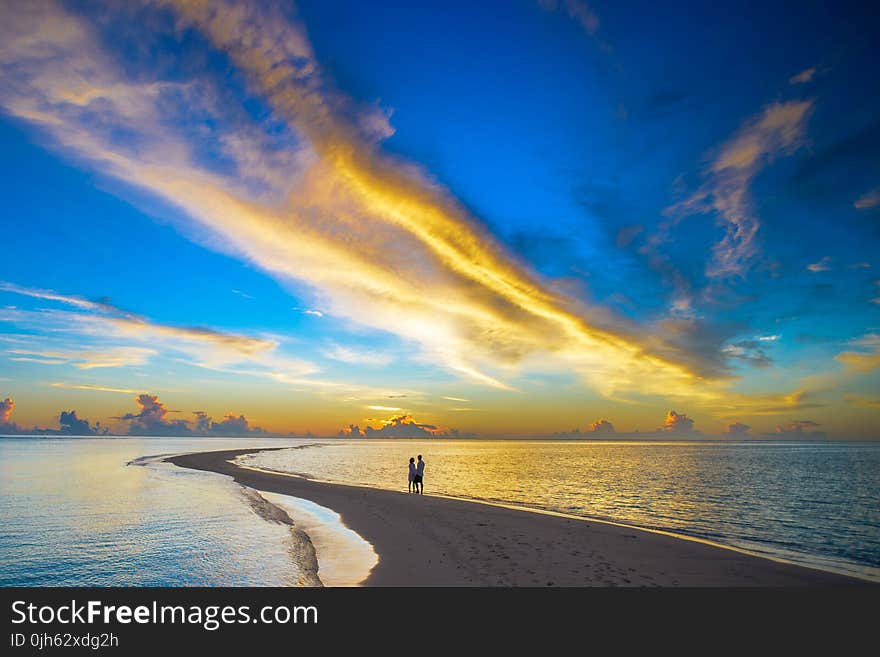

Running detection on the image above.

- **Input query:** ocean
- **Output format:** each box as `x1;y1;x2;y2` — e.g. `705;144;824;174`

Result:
0;436;339;586
1;436;878;585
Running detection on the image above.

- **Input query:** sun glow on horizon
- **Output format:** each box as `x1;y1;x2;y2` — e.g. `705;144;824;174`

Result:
0;1;877;439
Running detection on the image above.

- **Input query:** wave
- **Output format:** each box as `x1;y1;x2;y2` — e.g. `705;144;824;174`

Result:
238;487;323;587
126;453;179;467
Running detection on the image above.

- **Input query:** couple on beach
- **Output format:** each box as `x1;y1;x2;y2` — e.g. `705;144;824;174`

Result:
408;455;425;494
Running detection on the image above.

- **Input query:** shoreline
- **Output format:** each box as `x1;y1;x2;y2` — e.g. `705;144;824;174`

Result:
233;456;876;581
166;447;873;587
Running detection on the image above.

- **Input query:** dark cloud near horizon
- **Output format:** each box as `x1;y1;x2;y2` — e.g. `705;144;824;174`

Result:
554;418;616;437
116;394;265;436
59;409;103;435
116;393;189;436
724;421;751;437
0;397;104;435
770;419;827;439
209;412;257;435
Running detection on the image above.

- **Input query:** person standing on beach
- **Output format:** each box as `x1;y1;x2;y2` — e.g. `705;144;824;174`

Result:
408;457;416;493
415;454;425;494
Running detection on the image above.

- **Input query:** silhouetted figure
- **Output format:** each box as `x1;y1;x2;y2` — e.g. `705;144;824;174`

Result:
408;457;416;493
414;454;425;494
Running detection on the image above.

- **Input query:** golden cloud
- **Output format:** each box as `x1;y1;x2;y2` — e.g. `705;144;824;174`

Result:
836;334;880;373
666;100;813;278
0;0;748;400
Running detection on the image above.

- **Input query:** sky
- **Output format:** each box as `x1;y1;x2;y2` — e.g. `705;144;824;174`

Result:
0;0;878;439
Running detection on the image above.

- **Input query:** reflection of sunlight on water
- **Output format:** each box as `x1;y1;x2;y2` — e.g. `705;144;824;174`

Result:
258;491;378;586
3;437;879;585
240;439;880;582
0;437;313;586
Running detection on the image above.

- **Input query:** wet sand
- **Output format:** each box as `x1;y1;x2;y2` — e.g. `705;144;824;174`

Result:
167;448;869;587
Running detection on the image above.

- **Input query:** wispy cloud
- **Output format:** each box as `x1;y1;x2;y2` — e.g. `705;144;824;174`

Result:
323;345;392;366
722;339;773;368
666;100;813;278
9;347;155;369
9;356;69;365
836;333;880;373
712;390;822;417
0;282;118;314
807;256;833;272
537;0;599;35
0;0;715;398
1;282;276;357
0;281;317;381
49;382;138;394
854;187;880;210
845;394;880;409
789;67;816;85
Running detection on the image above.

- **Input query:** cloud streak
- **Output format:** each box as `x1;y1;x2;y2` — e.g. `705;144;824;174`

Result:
836;334;880;373
807;256;833;272
322;345;392;366
789;67;816;85
666;100;813;278
773;420;826;438
1;282;277;357
0;281;319;382
0;0;759;400
854;188;880;210
9;347;155;369
49;382;139;394
538;0;600;35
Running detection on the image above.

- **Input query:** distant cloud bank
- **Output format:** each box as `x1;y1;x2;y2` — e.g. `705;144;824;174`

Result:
339;413;471;438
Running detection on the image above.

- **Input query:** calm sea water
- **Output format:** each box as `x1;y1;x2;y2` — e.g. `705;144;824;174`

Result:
2;437;878;585
0;436;317;586
241;439;880;581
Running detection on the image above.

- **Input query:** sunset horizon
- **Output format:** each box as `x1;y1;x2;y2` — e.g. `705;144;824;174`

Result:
2;1;878;442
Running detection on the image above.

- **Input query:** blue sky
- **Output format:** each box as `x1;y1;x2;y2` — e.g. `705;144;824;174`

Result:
0;0;878;438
